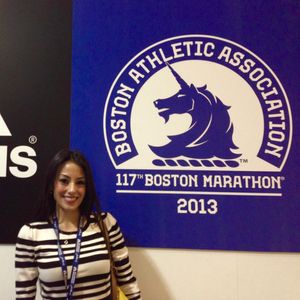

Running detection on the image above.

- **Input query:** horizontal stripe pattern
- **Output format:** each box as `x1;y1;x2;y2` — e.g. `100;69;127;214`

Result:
16;213;141;299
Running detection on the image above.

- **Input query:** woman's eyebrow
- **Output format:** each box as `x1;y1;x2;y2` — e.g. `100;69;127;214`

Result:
59;174;86;180
58;174;70;178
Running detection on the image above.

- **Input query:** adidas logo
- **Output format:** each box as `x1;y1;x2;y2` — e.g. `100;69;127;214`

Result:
0;113;37;178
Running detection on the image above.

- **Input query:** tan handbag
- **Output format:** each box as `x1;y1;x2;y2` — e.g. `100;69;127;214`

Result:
98;215;128;300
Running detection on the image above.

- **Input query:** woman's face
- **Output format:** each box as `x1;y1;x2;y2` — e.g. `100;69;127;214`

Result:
53;161;86;216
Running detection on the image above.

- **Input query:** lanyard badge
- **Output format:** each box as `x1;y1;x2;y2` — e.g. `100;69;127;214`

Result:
52;215;83;300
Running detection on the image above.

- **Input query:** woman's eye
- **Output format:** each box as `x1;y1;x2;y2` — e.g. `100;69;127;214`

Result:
59;178;68;184
77;180;86;186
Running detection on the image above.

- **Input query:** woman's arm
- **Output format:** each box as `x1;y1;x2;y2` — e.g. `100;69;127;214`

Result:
15;224;38;300
104;213;142;300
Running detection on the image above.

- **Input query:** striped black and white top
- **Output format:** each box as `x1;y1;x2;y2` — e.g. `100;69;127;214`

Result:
15;213;142;300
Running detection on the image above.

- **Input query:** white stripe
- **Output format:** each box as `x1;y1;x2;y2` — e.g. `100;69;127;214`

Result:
116;189;282;197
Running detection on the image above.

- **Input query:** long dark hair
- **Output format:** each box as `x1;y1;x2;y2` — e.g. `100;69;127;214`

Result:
36;149;101;221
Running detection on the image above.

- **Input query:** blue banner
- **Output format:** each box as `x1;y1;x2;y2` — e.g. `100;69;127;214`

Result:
71;1;300;251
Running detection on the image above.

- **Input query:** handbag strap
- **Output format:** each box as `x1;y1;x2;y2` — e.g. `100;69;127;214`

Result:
96;214;118;300
97;214;113;261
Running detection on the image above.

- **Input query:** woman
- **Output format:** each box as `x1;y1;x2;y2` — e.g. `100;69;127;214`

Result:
15;149;142;299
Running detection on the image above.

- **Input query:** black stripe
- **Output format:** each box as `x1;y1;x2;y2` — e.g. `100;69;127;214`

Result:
16;246;35;254
117;270;133;280
119;277;137;286
115;257;129;267
37;253;109;269
16;237;34;247
16;278;38;288
16;288;36;295
15;261;37;268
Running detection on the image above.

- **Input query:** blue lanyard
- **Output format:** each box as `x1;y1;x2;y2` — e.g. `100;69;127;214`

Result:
52;215;83;300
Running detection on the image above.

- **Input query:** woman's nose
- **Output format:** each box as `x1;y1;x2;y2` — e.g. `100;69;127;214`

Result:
67;182;76;193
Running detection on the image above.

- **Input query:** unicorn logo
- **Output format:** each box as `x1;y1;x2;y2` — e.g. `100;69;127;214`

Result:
149;63;241;167
105;35;291;171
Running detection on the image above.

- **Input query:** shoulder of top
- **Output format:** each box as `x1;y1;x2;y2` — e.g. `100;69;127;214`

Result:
29;221;51;229
103;212;118;229
102;211;116;221
90;211;114;220
17;221;50;234
17;221;49;241
20;221;49;229
90;212;117;227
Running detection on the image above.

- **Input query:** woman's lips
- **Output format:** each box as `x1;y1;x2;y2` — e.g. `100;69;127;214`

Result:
64;196;78;203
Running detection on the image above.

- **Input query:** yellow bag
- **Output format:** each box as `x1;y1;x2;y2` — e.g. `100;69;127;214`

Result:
117;287;128;300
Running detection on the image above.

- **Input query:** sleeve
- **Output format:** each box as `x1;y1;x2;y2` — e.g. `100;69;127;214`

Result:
15;224;38;300
104;212;142;300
